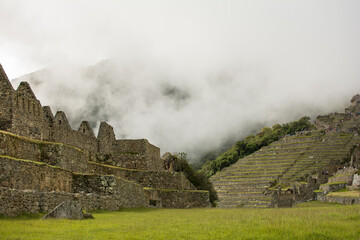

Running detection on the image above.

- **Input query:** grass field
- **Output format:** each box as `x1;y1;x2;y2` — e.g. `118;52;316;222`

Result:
0;201;360;240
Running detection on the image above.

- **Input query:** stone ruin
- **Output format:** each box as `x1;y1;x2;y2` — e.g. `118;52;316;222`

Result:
211;94;360;208
42;201;93;220
315;95;360;134
0;64;209;216
316;166;360;205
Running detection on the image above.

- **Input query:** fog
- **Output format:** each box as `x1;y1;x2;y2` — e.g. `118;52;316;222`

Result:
1;1;360;161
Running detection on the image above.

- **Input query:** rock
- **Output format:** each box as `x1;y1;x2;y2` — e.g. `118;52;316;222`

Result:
83;213;94;219
352;174;360;187
42;201;93;220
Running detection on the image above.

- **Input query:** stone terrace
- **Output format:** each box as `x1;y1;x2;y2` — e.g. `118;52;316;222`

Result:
211;132;360;208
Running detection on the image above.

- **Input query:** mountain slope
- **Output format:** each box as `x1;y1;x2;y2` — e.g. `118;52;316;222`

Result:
210;95;360;208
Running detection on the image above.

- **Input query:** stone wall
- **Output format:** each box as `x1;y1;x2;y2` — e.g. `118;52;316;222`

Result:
0;156;147;216
0;155;145;197
271;178;319;207
0;156;73;192
0;131;88;172
346;94;360;113
98;122;116;154
0;187;146;217
319;182;347;193
72;174;144;196
317;194;360;205
0;65;165;173
327;168;357;185
42;106;54;141
0;65;210;215
88;162;195;190
145;140;163;171
293;178;319;203
11;82;48;140
0;64;14;131
144;188;210;208
272;192;294;208
51;126;98;154
51;112;98;153
352;174;360;188
103;139;163;171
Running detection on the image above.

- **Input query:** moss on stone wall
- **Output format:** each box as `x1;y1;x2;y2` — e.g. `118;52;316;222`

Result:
0;130;84;153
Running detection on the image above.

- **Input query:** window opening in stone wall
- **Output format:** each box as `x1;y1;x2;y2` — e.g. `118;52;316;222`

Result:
59;120;62;125
149;200;157;206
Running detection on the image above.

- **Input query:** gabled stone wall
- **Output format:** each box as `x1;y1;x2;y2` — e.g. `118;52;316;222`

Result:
0;65;210;215
11;82;49;140
0;64;14;132
98;122;116;154
0;65;164;172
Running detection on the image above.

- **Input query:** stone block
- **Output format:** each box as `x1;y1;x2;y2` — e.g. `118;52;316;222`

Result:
42;201;89;220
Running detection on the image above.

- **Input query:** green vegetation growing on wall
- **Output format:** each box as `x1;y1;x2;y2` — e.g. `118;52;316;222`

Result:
200;116;314;177
173;153;218;205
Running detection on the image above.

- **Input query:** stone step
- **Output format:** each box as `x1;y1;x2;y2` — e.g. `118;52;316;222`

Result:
213;175;278;181
270;142;321;148
227;167;289;172
212;179;274;185
213;182;271;189
305;150;348;154
217;193;271;199
214;183;270;189
220;193;272;202
238;159;297;165
258;147;312;152
219;198;271;205
246;153;305;159
210;132;357;208
234;163;293;169
224;170;284;175
218;200;271;208
214;171;282;176
214;186;266;192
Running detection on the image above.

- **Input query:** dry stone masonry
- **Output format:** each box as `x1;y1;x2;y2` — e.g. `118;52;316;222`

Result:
42;201;93;220
211;94;360;208
0;64;209;216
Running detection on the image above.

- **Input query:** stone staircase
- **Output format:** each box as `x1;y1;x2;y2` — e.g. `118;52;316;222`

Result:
210;132;360;208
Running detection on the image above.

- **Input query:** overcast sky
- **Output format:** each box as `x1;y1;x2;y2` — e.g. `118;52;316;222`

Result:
1;0;360;160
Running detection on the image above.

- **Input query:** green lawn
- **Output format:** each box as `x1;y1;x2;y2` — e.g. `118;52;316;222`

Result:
1;201;360;240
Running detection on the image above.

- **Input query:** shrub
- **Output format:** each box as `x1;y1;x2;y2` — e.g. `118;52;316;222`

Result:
173;153;218;206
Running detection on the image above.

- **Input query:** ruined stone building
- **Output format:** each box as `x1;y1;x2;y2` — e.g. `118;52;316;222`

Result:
0;64;209;216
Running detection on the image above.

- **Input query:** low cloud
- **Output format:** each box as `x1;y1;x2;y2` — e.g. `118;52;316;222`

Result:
2;0;360;161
